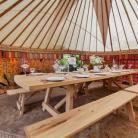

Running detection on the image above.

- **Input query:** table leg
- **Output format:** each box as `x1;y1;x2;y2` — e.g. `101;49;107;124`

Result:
107;79;112;91
42;88;59;116
54;97;66;110
77;83;85;95
112;77;123;89
84;82;91;95
44;88;52;104
128;74;138;108
128;74;133;86
66;85;75;112
103;80;106;88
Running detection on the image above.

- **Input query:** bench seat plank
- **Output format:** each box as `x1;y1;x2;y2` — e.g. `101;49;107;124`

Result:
7;88;29;95
25;91;137;138
125;85;138;94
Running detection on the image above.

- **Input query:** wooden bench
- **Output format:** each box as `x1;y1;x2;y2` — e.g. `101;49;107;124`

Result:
25;87;138;138
7;88;36;116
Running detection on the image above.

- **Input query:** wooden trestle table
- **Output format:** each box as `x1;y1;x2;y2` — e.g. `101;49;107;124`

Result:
14;69;138;116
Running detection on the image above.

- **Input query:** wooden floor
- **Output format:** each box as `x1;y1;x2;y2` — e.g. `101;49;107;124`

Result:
0;82;138;138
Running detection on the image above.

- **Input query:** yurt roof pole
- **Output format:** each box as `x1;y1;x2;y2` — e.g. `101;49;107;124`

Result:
11;0;51;47
75;0;87;50
24;0;56;49
114;0;130;50
96;0;98;53
37;0;67;49
82;0;91;51
129;0;138;21
0;0;23;17
0;0;44;45
0;1;6;5
0;1;34;31
101;0;105;52
105;0;113;52
60;0;80;50
109;0;121;51
45;0;72;50
89;0;94;51
53;0;76;50
67;0;84;50
31;0;60;49
121;0;138;45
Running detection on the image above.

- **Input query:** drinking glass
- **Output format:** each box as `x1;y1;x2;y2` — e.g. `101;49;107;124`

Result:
128;64;132;69
30;68;35;73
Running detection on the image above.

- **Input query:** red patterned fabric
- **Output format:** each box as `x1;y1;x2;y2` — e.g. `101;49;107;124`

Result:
0;50;138;85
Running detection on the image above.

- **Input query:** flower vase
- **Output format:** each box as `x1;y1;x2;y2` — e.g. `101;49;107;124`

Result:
93;65;100;72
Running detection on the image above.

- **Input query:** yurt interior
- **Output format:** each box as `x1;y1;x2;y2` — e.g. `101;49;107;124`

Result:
1;0;138;138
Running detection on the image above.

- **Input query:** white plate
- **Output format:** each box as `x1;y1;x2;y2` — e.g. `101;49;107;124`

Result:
55;71;68;74
72;71;79;73
30;73;45;76
45;76;65;82
93;72;108;76
74;74;90;78
122;70;130;72
111;71;121;73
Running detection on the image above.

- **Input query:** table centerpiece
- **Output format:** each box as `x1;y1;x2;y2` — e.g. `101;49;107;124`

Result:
89;55;104;72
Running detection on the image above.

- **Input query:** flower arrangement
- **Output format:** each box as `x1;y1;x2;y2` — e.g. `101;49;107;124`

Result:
58;58;68;66
53;55;84;72
89;55;104;65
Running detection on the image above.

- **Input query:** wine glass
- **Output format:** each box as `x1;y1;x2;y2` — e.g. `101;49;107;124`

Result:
128;64;132;70
21;64;29;75
119;64;124;71
30;68;35;73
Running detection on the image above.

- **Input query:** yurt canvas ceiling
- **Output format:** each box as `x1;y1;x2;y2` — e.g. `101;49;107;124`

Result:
0;0;138;53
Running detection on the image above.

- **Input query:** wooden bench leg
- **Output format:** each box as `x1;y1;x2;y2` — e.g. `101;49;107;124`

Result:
89;123;100;138
125;101;135;122
16;94;25;116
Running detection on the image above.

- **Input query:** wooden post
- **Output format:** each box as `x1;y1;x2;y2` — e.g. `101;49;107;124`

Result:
128;74;133;86
44;88;52;104
107;79;112;91
42;88;52;111
103;80;106;88
84;82;91;95
77;83;85;95
66;85;75;112
54;97;66;110
89;123;100;138
16;94;25;116
125;101;135;122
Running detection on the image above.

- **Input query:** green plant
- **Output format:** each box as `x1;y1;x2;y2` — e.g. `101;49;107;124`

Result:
76;60;83;67
58;58;68;66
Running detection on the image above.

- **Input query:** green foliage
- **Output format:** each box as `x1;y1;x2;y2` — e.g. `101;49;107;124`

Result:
76;60;83;67
58;55;84;67
59;58;68;65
